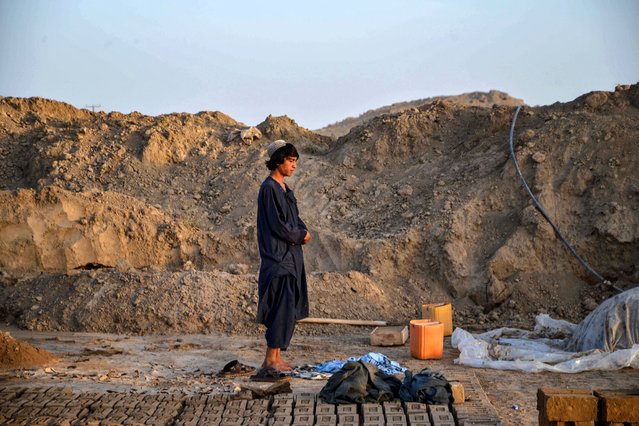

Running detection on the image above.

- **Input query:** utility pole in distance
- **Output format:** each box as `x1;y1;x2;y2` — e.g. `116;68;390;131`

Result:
85;104;101;112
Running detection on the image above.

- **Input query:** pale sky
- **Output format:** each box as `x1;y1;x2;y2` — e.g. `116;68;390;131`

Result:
1;0;638;129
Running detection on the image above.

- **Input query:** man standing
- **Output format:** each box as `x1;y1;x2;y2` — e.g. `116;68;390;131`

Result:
255;139;311;373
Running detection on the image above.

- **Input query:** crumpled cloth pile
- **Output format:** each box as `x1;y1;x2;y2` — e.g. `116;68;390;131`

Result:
313;352;407;375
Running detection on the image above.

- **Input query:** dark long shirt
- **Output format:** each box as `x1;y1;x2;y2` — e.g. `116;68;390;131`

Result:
256;176;309;324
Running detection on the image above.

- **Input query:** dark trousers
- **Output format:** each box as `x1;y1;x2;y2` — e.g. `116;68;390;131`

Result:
263;274;298;350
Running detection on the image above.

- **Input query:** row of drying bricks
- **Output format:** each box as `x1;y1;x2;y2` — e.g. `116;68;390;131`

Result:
190;395;456;426
0;387;460;426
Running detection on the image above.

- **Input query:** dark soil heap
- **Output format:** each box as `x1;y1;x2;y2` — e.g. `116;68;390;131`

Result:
0;84;637;335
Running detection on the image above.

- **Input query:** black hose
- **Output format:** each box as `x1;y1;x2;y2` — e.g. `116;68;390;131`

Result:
508;106;622;293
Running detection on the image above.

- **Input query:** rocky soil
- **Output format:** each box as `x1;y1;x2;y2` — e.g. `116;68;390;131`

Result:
0;84;638;337
315;90;524;138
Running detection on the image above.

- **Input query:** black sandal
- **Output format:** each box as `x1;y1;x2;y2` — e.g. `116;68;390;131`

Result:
249;367;291;382
216;360;256;378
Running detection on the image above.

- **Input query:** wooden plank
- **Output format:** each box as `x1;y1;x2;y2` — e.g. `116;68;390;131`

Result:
297;318;387;326
370;326;408;346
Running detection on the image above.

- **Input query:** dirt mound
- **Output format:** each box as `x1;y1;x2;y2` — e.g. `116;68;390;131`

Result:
0;331;57;369
315;90;525;138
0;84;638;335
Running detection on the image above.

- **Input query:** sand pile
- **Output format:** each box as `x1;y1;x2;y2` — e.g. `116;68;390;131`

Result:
0;331;57;369
0;84;637;335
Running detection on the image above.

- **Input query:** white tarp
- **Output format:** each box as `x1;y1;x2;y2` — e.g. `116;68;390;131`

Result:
451;287;639;373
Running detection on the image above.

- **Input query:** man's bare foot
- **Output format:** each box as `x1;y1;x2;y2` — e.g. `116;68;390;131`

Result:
261;360;293;372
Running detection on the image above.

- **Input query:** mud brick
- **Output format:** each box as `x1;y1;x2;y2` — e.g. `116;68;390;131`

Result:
38;405;66;417
405;402;428;413
270;414;293;425
316;413;337;425
386;413;408;423
338;413;358;422
337;404;357;414
59;405;86;418
295;392;316;399
294;406;313;416
295;398;315;408
220;418;243;426
274;405;293;416
362;403;383;414
196;417;221;426
363;413;385;423
87;407;114;420
538;388;598;422
595;389;639;422
274;394;294;401
408;412;430;423
248;398;272;410
430;411;455;425
23;386;51;394
13;406;44;418
273;398;294;408
451;381;465;404
228;399;248;410
3;405;24;417
316;404;336;415
386;405;405;415
243;416;268;425
45;396;73;408
384;401;403;409
223;407;244;418
292;414;314;425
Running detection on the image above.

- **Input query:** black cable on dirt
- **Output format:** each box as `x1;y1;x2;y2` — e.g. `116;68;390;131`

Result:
508;106;622;293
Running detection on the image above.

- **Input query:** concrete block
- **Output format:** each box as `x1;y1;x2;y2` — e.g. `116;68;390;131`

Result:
595;389;639;422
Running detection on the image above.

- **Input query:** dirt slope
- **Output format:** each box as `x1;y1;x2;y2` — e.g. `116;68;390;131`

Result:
315;90;524;138
0;84;637;335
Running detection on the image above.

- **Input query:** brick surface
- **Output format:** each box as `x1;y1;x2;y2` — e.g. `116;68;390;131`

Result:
595;389;639;422
538;388;598;422
362;403;383;414
338;413;358;423
316;413;337;425
363;413;384;423
316;403;336;415
405;402;428;413
337;404;357;414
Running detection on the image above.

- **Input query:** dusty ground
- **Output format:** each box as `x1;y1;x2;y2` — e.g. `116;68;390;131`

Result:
1;326;638;425
0;85;638;424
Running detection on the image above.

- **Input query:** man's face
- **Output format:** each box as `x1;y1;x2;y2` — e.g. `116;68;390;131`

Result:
277;156;298;177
